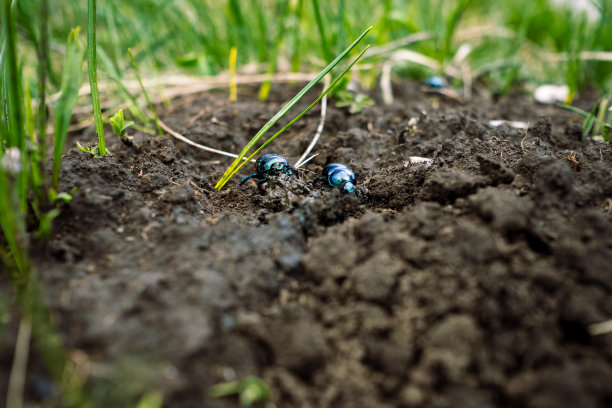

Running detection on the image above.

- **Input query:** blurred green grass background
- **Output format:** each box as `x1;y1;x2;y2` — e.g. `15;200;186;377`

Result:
16;0;612;97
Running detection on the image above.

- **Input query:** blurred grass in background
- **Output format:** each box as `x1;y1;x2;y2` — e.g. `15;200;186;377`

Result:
14;0;612;99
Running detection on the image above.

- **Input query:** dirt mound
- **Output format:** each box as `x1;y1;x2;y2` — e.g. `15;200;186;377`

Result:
2;83;611;407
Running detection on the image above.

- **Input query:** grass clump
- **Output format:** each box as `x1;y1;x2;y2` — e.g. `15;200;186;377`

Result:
25;0;611;98
2;0;105;406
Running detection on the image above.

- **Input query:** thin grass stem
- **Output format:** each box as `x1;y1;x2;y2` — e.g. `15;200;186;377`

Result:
158;118;253;161
52;27;85;190
335;0;346;54
98;65;149;125
2;0;24;150
311;0;332;63
290;0;304;73
229;47;237;102
25;76;42;196
129;48;163;136
6;316;31;408
87;0;107;156
2;0;28;218
295;75;330;167
37;0;49;172
258;0;291;102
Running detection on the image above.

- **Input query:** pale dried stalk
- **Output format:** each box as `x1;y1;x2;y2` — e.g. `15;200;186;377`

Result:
295;75;330;168
158;118;254;162
365;31;435;58
47;72;320;136
388;49;463;79
589;319;612;336
47;72;318;104
6;316;32;408
381;62;393;105
546;51;612;62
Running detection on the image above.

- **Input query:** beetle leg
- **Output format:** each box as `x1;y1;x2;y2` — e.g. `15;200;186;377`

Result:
256;177;269;185
240;173;260;185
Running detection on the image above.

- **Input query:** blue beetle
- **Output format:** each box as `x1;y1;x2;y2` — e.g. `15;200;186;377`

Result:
424;76;447;88
240;153;295;186
322;163;356;194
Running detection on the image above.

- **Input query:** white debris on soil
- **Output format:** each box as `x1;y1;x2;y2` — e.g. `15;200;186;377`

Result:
489;120;529;129
534;84;570;104
404;157;434;168
1;147;21;175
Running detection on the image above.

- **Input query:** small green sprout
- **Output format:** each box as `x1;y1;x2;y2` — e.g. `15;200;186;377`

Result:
76;141;110;157
335;90;374;114
559;94;612;141
110;109;135;144
49;186;78;204
34;208;60;240
32;187;77;240
209;376;271;407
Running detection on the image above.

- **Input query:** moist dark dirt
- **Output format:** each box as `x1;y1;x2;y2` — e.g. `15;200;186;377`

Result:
2;82;612;407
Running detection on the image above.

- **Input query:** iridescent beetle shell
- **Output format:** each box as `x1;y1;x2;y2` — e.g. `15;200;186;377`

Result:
240;153;294;185
323;163;356;194
257;153;290;175
424;76;447;88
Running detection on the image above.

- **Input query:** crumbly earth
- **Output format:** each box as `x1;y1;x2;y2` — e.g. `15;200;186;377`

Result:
1;82;612;408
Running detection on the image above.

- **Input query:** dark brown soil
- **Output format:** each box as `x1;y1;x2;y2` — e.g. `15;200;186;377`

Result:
2;82;612;408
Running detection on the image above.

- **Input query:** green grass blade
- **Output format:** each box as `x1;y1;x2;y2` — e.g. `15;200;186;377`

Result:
227;0;250;53
229;46;238;102
311;0;333;63
97;48;149;124
2;0;24;149
335;0;346;54
218;44;370;190
52;27;85;190
215;26;372;190
97;46;149;124
2;0;28;218
441;0;473;61
594;95;610;138
102;1;122;76
258;0;291;101
0;165;28;275
290;0;304;73
251;0;269;61
557;102;589;117
87;0;107;156
37;0;49;167
128;48;163;136
25;75;41;195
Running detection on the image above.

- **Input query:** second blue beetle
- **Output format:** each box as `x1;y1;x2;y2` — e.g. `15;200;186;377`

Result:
323;163;356;194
